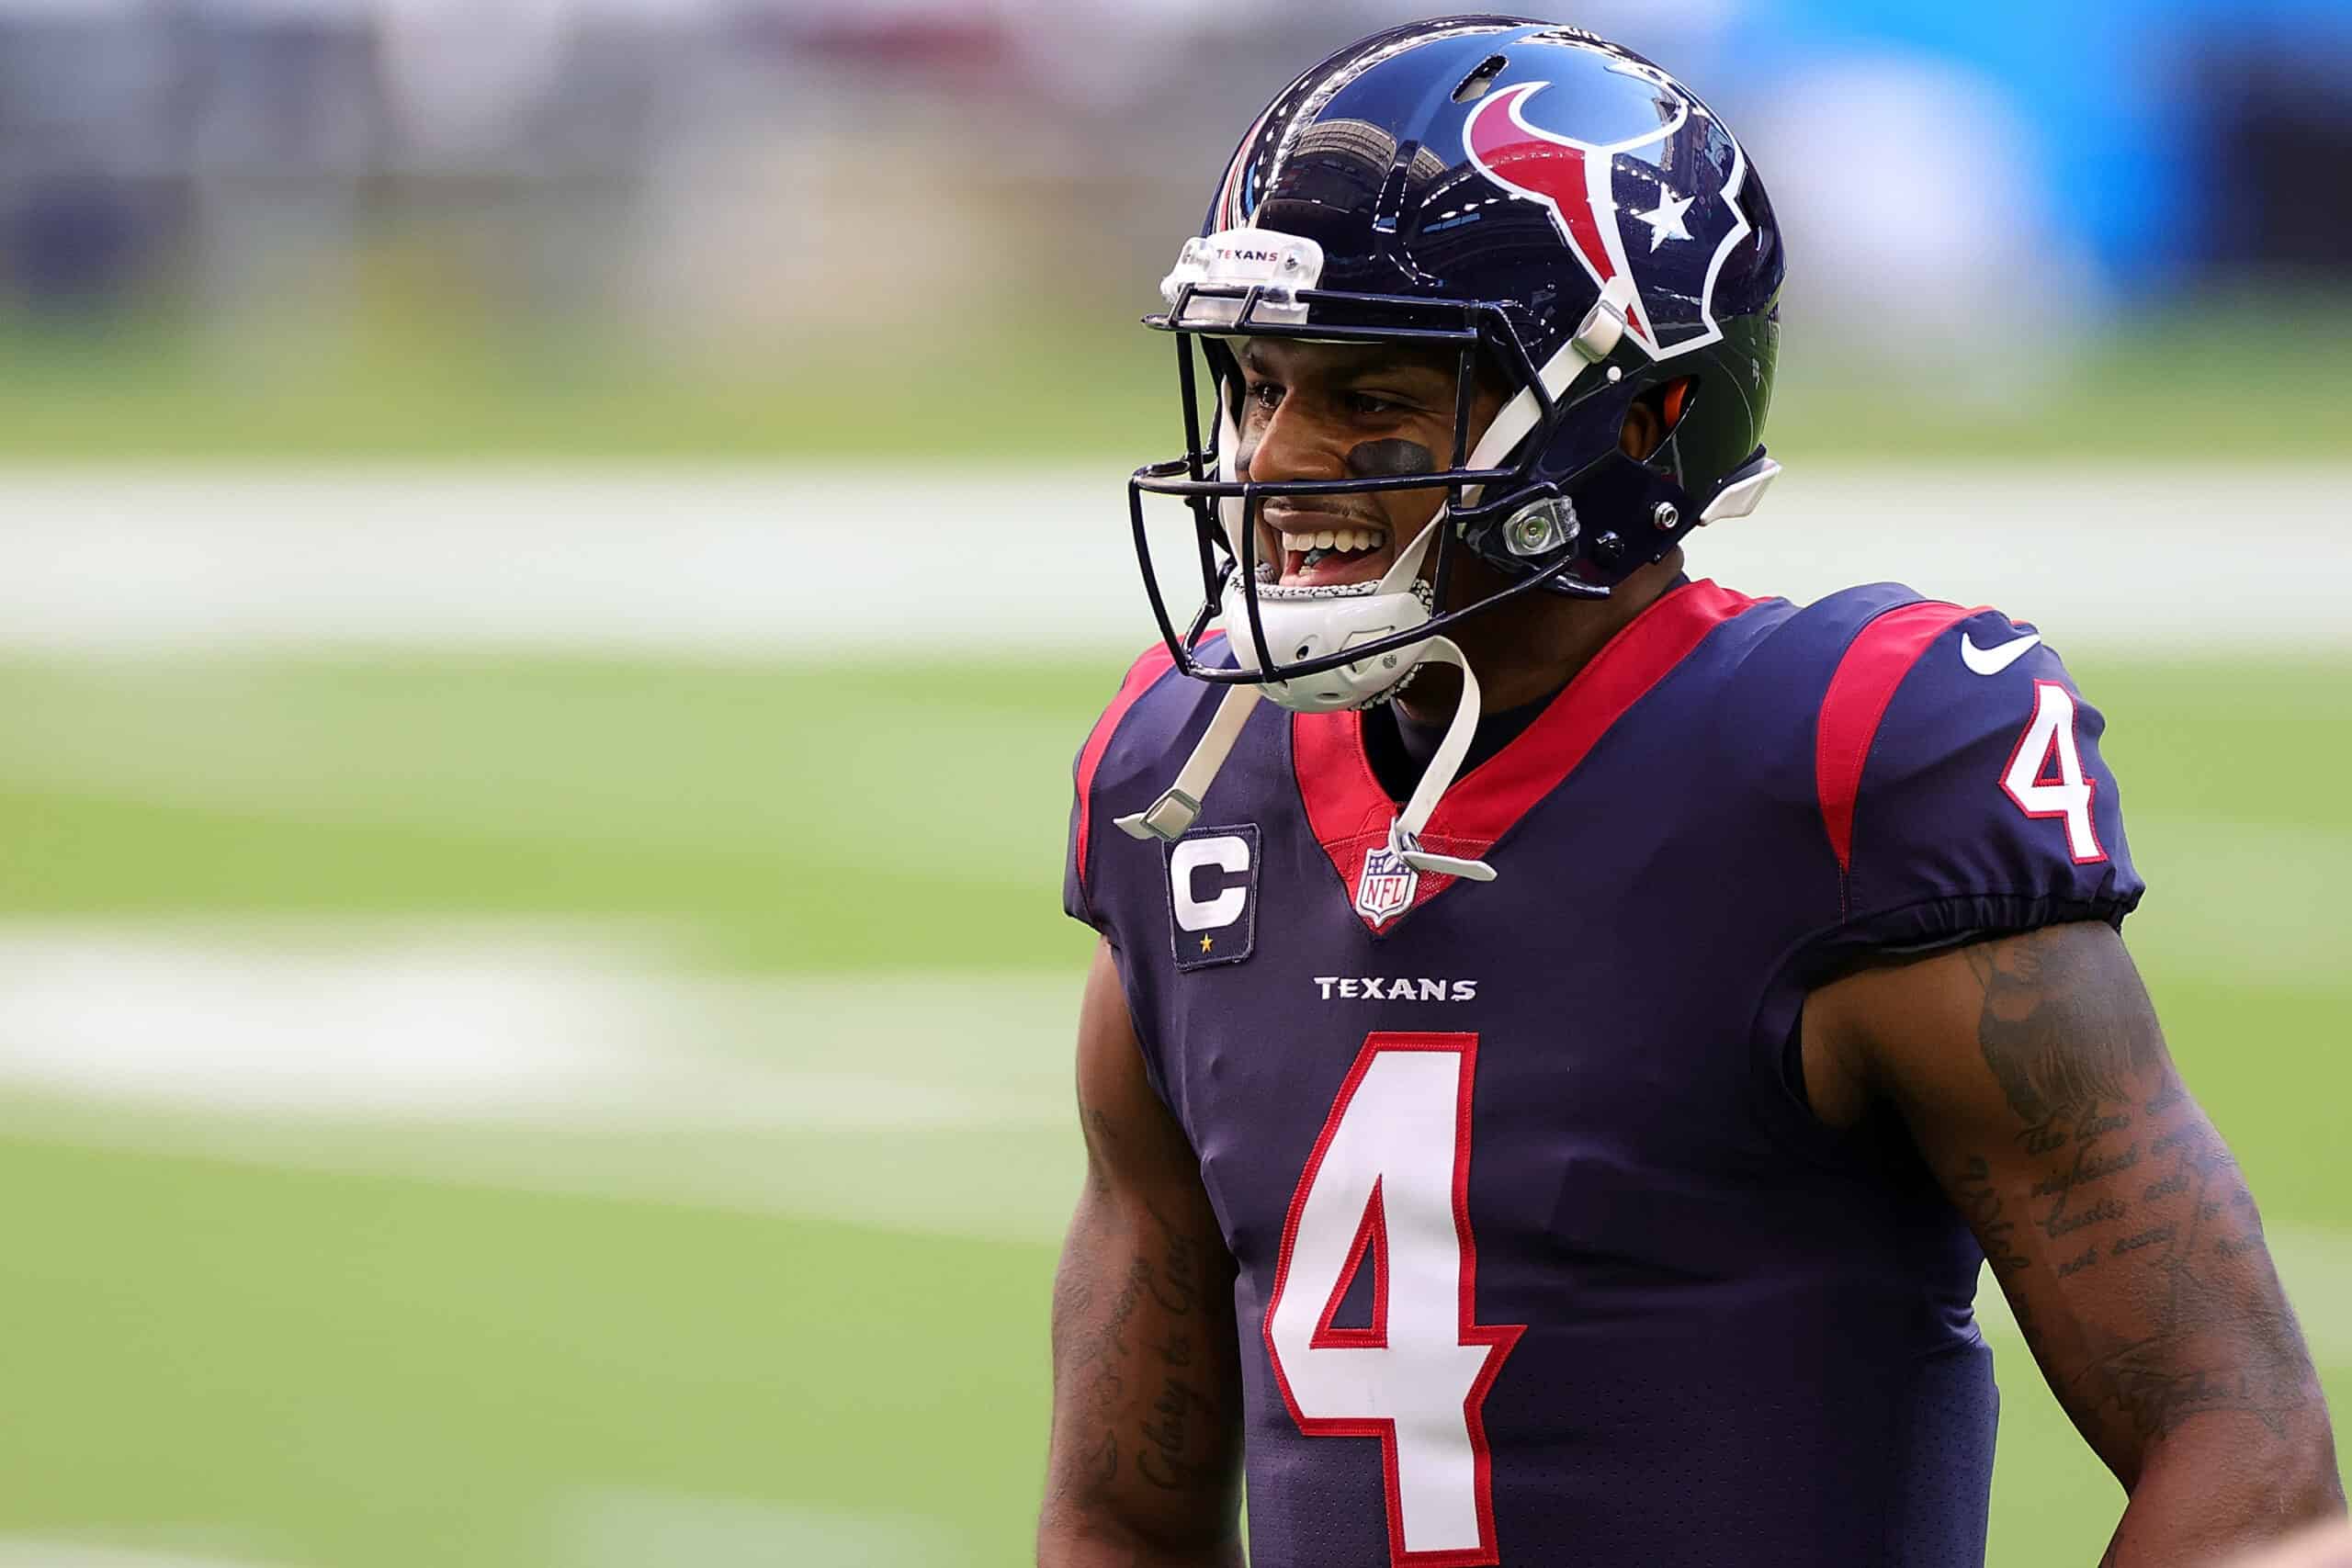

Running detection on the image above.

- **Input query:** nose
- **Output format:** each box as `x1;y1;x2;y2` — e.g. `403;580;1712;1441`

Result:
1236;392;1347;485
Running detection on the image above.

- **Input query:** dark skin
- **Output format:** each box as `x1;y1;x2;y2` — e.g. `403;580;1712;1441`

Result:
1038;343;2343;1566
1038;942;1246;1568
1806;928;2343;1565
1229;336;1675;722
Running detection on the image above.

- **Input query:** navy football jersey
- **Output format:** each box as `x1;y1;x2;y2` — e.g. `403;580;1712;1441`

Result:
1062;580;2143;1567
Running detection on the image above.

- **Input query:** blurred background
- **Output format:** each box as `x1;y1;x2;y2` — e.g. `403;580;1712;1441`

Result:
0;0;2344;1564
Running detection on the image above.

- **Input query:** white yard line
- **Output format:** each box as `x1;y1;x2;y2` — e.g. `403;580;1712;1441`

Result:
0;922;1061;1131
0;463;2344;652
0;919;2340;1348
0;920;1082;1244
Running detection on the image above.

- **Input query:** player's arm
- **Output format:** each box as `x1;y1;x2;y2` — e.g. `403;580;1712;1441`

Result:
1806;921;2344;1565
1037;939;1245;1568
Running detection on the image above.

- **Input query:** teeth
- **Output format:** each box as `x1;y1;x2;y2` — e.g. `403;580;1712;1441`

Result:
1275;525;1389;561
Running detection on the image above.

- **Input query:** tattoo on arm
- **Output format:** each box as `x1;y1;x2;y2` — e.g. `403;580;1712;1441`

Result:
1133;1203;1220;1492
1962;937;2157;1149
1046;1154;1239;1534
1949;930;2319;1452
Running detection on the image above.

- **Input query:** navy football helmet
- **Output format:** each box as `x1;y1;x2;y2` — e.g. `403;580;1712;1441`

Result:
1127;17;1785;711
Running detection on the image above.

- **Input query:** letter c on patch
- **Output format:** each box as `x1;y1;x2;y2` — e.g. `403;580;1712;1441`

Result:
1170;835;1251;931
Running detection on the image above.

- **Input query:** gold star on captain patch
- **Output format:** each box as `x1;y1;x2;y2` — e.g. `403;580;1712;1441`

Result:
1199;934;1215;953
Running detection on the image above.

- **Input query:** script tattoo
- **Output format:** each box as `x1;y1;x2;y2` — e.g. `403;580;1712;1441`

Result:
1050;1099;1238;1516
1047;1228;1147;1498
1953;928;2315;1449
1955;1156;2031;1278
1131;1202;1229;1492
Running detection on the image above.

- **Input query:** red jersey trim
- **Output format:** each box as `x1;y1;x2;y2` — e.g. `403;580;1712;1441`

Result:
1294;579;1761;929
1072;641;1179;902
1813;600;1990;875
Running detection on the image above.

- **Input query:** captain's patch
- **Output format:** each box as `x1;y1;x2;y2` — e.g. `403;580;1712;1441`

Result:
1166;825;1259;972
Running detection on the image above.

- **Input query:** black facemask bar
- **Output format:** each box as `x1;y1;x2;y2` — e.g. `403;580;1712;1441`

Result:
1126;277;1629;688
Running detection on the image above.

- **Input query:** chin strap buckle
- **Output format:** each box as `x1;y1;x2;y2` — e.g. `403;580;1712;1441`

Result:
1115;787;1203;843
1396;829;1497;883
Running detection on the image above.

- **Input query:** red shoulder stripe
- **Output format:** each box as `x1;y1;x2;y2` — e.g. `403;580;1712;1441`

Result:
1814;600;1988;874
1072;642;1180;898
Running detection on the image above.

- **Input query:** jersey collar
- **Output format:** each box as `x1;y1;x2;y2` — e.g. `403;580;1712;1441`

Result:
1293;578;1761;931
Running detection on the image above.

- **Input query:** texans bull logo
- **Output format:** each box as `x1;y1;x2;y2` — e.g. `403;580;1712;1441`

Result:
1462;73;1754;361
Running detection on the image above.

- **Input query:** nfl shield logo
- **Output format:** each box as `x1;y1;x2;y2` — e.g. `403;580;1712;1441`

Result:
1354;841;1419;929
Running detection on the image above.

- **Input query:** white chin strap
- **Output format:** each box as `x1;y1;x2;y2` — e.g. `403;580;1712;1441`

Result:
1113;681;1263;843
1384;637;1496;881
1112;628;1496;885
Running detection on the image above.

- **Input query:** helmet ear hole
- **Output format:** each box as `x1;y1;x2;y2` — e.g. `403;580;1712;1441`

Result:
1622;378;1696;457
1661;377;1693;433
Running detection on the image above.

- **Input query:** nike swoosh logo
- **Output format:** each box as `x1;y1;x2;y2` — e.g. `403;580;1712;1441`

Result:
1962;630;2041;675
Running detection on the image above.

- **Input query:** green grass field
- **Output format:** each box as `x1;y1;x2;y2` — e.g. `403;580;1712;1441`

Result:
0;649;2344;1567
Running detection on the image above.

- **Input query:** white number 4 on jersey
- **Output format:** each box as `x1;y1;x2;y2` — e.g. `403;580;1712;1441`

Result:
2000;680;2106;863
1263;1032;1522;1564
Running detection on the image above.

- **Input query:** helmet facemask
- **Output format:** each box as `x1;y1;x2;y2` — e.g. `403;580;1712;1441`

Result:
1126;227;1650;716
1114;229;1661;880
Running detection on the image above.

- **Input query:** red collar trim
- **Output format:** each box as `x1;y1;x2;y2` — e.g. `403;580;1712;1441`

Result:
1294;579;1761;929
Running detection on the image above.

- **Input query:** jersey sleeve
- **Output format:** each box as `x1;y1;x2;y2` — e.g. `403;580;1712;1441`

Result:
1064;642;1180;933
1815;603;2143;961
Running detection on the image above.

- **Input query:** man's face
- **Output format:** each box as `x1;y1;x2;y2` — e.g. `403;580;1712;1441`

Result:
1231;338;1504;592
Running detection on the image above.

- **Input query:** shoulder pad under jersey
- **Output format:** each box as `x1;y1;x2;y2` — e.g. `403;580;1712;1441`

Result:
1722;584;2143;961
1063;640;1222;932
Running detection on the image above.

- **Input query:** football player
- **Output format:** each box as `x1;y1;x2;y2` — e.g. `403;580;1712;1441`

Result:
1040;17;2343;1567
